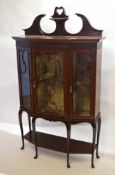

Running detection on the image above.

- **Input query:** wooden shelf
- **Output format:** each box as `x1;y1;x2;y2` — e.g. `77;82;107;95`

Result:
24;131;93;154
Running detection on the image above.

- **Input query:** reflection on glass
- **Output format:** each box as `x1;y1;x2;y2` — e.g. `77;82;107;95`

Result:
73;53;91;116
36;51;64;115
20;50;31;108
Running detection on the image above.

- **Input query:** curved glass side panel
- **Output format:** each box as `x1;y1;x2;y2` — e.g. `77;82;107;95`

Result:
19;50;31;109
36;51;64;115
73;53;91;117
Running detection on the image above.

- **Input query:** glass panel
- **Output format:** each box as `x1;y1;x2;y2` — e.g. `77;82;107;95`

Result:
73;53;91;116
20;50;31;109
36;51;64;115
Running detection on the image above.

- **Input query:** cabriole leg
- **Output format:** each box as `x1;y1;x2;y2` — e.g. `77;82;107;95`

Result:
96;116;101;158
32;117;38;159
18;109;24;150
65;123;71;168
91;123;96;168
28;114;32;141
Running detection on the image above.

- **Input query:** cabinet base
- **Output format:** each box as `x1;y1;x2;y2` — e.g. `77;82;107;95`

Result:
18;109;101;168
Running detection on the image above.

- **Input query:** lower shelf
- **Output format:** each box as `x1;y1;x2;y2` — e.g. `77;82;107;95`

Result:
24;131;93;154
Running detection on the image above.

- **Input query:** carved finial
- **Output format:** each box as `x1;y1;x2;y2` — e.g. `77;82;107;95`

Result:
50;7;69;35
51;7;68;19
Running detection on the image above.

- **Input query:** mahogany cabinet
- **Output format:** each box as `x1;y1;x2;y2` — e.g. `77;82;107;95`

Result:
13;7;103;168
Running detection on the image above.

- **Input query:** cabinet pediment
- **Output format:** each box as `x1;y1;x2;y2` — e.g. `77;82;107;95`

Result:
24;6;102;36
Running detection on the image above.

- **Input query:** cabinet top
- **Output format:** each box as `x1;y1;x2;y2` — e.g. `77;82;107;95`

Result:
13;35;103;42
13;7;103;38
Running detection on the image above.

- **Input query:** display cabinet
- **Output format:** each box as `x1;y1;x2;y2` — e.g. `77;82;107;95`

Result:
13;7;103;168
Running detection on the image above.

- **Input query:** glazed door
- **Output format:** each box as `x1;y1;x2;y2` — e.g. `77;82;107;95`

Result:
72;50;95;118
18;49;32;110
34;48;67;118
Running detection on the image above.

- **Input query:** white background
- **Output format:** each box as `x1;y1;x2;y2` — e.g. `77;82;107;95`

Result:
0;0;115;155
